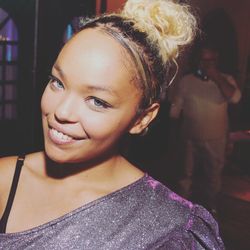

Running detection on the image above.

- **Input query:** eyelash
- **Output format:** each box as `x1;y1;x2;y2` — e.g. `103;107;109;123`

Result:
48;75;111;111
48;75;64;90
87;96;112;110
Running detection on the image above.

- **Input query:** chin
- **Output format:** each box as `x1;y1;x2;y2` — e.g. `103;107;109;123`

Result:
44;144;88;165
45;149;65;164
43;142;68;163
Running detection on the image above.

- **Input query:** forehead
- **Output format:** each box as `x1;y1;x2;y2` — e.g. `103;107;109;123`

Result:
60;28;126;67
57;29;131;81
54;28;140;97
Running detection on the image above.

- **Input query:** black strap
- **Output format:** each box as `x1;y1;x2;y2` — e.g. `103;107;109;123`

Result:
0;155;25;233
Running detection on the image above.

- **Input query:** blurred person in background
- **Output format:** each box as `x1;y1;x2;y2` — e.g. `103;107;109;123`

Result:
170;45;241;217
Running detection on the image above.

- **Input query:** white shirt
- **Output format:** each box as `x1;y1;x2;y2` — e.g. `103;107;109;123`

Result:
170;73;241;140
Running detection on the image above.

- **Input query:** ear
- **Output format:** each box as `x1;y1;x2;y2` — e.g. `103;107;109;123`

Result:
129;103;160;135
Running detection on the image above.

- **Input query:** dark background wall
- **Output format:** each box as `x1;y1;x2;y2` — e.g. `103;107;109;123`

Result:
0;0;95;156
0;0;36;155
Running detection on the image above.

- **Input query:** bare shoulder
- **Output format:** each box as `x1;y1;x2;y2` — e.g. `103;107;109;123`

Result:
0;152;45;217
0;155;19;182
0;155;19;201
0;152;45;188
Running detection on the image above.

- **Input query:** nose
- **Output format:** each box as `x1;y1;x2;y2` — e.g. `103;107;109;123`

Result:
54;94;78;123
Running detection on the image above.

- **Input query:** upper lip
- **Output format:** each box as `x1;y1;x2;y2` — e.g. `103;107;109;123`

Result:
48;121;85;140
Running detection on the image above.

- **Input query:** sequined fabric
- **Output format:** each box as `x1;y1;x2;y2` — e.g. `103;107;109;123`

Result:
0;175;224;249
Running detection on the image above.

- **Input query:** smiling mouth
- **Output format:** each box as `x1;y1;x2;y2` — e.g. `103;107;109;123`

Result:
48;128;77;145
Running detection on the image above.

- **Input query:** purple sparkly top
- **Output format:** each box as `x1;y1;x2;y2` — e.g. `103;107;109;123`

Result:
0;175;224;249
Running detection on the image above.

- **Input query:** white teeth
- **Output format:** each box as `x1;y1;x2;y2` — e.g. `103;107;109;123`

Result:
51;128;73;142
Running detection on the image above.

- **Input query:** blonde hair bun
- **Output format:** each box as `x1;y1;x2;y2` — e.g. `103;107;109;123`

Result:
120;0;197;63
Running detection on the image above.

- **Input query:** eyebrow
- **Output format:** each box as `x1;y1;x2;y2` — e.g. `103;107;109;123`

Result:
52;64;118;96
53;64;65;79
84;85;118;96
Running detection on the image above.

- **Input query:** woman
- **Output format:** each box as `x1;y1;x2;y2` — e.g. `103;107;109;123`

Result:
0;0;225;249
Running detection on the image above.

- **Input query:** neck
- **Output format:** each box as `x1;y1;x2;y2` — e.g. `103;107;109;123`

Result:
44;150;124;181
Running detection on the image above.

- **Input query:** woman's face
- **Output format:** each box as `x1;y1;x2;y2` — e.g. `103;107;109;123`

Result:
41;29;154;163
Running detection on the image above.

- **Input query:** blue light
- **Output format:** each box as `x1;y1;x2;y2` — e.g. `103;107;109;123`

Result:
6;45;12;62
66;24;73;41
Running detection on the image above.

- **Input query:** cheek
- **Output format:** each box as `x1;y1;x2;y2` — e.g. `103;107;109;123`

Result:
41;88;57;115
80;114;118;137
79;110;136;140
41;88;49;114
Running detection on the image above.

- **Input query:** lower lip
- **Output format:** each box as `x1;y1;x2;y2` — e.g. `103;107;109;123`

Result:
48;128;76;145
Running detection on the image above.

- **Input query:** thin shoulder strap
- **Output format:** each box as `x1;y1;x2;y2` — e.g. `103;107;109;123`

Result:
0;155;25;233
